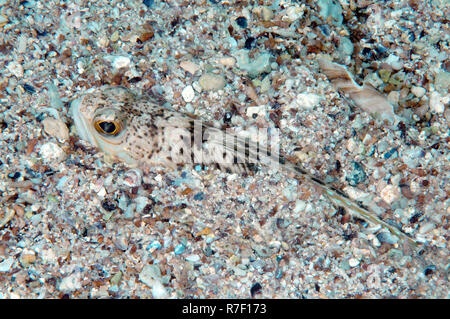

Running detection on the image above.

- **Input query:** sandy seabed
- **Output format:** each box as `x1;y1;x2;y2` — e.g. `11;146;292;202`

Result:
0;0;448;298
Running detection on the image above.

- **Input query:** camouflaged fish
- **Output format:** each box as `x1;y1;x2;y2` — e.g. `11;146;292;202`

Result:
70;85;418;247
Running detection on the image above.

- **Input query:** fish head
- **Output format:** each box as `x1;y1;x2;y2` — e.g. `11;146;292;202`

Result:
70;86;137;165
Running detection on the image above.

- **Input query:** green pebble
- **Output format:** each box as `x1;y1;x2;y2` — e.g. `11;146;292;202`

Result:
110;271;122;286
379;69;392;83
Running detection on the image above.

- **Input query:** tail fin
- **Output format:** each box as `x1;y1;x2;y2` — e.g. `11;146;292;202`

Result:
205;126;418;247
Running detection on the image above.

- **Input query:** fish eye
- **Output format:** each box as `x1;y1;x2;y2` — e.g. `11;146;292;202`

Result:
94;120;121;136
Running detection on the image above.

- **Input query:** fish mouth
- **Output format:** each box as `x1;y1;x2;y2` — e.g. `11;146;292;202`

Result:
70;98;99;147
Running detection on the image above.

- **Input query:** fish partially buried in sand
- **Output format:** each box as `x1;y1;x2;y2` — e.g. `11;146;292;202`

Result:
69;78;418;248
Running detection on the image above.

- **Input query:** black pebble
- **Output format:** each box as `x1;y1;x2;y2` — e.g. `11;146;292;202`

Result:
244;37;256;50
345;161;367;186
143;0;154;8
361;47;373;60
223;112;232;123
102;200;117;211
8;172;21;180
235;16;247;28
250;282;262;297
22;83;35;94
424;265;436;277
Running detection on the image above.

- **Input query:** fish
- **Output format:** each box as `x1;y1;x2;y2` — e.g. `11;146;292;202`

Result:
70;85;418;248
318;57;397;125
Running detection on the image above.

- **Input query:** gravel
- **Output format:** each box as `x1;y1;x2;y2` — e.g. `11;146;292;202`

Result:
0;0;448;299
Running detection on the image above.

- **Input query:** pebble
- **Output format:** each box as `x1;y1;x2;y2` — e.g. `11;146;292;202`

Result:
255;6;273;21
186;254;200;263
39;142;66;163
376;231;398;244
174;243;186;255
19;250;36;267
22;83;35;94
294;92;323;109
59;272;82;292
0;14;8;27
387;91;400;105
42;117;69;141
364;72;383;88
135;196;149;214
384;54;403;71
110;55;131;69
0;207;16;228
434;71;450;94
345;162;367;186
109;271;122;287
147;241;162;250
143;0;154;8
429;92;445;113
7;62;24;78
234;50;271;78
198;73;226;91
180;61;200;75
219;57;235;67
419;222;435;234
244;37;256;50
411;86;426;98
122;168;142;188
250;282;262;297
246;105;266;118
285;6;304;23
293;199;306;214
380;184;401;205
317;0;343;26
151;280;169;298
140;264;162;281
110;30;120;42
139;265;169;298
235;16;247;28
181;85;195;102
0;257;14;272
348;258;360;268
338;37;354;57
193;192;205;201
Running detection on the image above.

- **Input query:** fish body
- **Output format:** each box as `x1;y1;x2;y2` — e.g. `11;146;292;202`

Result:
70;85;418;247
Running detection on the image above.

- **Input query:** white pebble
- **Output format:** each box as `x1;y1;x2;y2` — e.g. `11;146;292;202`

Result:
198;73;226;91
151;280;169;298
293;199;306;214
349;258;360;268
42;117;69;141
260;6;274;21
294;93;323;109
180;61;200;75
219;57;236;67
285;6;304;22
39;142;66;163
387;91;400;105
186;254;200;262
122;168;142;188
429;91;445;113
385;54;403;71
59;273;82;292
380;184;401;205
182;85;195;102
246;105;266;118
7;62;24;78
419;222;435;234
111;56;131;69
411;86;426;98
0;257;14;272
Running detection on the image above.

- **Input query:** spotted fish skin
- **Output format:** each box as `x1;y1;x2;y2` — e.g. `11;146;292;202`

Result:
70;85;418;247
